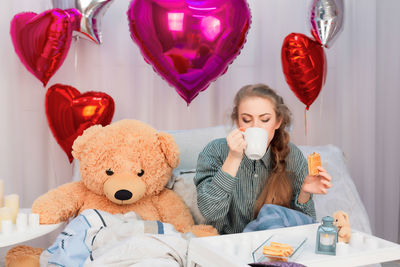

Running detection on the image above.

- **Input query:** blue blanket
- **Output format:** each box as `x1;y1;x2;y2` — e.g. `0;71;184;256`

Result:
243;204;315;232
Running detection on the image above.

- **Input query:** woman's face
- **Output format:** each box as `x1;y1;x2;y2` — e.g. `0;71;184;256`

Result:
236;96;282;143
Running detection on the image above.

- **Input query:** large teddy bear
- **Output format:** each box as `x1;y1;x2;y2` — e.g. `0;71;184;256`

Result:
6;119;217;267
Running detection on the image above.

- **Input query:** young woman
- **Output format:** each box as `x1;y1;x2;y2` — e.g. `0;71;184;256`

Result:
194;84;332;234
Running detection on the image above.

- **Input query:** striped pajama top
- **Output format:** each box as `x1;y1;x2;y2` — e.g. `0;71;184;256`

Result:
194;138;316;234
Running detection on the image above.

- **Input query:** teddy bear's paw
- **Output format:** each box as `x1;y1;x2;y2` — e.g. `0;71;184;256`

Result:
38;215;63;224
5;245;42;267
190;224;219;237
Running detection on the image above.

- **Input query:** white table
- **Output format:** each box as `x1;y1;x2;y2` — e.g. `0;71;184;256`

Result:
0;209;64;248
187;223;400;267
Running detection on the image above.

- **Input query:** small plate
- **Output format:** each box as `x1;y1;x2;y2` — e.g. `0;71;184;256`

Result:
252;234;307;263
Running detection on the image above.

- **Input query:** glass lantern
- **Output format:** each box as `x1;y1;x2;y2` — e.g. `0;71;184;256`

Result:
315;216;338;255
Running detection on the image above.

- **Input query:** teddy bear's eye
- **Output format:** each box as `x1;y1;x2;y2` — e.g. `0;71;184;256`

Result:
138;169;144;177
106;169;114;176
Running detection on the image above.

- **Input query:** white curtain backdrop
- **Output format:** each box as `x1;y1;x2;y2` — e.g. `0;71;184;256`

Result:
0;0;399;247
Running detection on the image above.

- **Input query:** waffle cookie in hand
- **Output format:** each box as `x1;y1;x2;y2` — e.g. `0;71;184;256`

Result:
307;152;321;176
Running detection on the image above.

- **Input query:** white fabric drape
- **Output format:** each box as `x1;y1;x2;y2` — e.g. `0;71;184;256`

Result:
0;0;399;247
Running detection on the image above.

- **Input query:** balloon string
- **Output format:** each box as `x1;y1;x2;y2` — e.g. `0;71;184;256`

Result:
74;36;79;75
304;107;308;137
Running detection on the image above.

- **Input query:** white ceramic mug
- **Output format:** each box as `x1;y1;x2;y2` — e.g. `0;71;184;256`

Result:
243;127;268;160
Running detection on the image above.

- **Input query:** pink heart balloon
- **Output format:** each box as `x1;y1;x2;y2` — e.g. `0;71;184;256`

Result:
127;0;251;104
10;9;75;86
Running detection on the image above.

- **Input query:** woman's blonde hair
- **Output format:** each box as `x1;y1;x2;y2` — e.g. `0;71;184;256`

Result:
231;84;293;217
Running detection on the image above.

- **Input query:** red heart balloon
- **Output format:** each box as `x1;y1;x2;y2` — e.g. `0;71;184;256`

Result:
10;9;74;86
281;33;327;109
127;0;251;104
45;84;115;162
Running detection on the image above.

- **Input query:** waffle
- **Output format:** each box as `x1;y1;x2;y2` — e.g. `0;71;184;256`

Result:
307;152;321;176
263;242;294;259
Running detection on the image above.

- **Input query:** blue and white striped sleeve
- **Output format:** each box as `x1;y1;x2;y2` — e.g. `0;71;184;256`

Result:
194;139;238;223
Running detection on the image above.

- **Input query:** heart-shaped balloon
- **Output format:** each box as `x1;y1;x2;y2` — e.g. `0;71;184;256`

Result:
10;9;74;86
45;84;115;162
127;0;251;104
281;33;326;109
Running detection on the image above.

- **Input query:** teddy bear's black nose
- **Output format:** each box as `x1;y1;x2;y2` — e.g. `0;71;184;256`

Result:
114;190;133;200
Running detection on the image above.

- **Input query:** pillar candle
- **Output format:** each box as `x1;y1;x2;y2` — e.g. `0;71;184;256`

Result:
29;213;40;228
16;213;28;232
4;194;19;224
1;220;13;234
0;180;4;207
0;207;13;231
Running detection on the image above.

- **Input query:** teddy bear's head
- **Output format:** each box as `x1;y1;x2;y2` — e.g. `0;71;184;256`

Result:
71;119;179;205
333;210;350;228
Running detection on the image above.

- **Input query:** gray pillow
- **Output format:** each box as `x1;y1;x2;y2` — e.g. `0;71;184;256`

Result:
167;125;230;170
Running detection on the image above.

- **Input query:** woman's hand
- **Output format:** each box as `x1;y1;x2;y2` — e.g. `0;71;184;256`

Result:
222;128;246;177
226;128;246;160
301;166;332;194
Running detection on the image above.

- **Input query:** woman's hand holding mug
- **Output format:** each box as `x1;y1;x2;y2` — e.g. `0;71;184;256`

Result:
223;127;269;177
226;128;247;159
222;128;247;177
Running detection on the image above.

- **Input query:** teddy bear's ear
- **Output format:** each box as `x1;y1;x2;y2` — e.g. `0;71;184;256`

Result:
342;212;349;222
158;132;180;168
72;124;103;161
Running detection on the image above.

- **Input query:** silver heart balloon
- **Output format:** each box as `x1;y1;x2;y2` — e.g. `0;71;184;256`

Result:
52;0;115;44
309;0;344;48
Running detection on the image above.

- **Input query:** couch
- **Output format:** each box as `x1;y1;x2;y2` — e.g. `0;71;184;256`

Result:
73;125;372;234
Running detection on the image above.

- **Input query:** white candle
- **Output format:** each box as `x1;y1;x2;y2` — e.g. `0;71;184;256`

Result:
0;180;3;207
29;213;40;228
364;236;378;250
4;194;19;224
0;207;13;231
349;232;364;248
16;213;28;232
1;220;13;234
336;242;349;255
320;233;335;246
1;220;14;234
